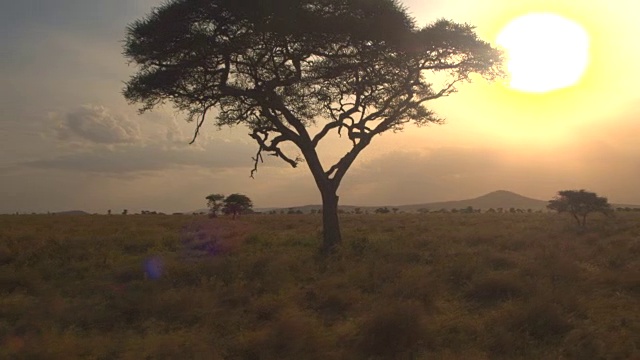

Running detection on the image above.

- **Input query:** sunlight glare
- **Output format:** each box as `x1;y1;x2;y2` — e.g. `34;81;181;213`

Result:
497;13;590;93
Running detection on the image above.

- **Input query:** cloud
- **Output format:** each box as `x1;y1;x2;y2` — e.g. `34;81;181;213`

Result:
21;138;286;177
54;105;141;144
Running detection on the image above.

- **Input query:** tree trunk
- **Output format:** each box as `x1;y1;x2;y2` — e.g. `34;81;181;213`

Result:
572;213;581;226
321;189;342;254
300;145;343;254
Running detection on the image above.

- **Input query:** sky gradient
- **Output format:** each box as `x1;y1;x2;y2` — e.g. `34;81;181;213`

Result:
1;0;639;213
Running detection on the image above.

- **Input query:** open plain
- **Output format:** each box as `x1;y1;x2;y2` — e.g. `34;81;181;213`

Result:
2;212;640;359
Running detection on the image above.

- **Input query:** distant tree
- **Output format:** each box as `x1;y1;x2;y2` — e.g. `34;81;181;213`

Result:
123;0;502;253
392;208;399;214
547;190;611;227
107;209;111;216
223;194;253;219
206;193;225;218
122;209;128;215
375;207;391;214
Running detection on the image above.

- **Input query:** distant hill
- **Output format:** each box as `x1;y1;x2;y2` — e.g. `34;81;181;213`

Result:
194;190;640;214
55;210;90;215
248;190;549;214
399;190;548;212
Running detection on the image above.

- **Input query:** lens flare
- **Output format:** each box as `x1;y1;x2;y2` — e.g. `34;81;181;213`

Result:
144;257;164;279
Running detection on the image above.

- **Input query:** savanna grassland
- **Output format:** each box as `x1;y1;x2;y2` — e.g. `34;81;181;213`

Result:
1;212;640;359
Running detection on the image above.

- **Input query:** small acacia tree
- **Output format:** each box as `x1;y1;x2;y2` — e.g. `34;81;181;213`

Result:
123;0;502;253
205;193;225;217
548;190;611;227
223;193;253;219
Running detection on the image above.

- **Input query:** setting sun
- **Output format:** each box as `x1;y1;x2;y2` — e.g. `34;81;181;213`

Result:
497;13;590;93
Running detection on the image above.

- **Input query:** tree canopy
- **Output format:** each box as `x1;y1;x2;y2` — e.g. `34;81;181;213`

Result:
205;193;225;217
547;190;611;226
223;193;253;218
123;0;502;252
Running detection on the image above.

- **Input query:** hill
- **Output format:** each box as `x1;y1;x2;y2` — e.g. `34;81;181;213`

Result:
196;190;640;214
55;210;90;215
251;190;549;214
399;190;548;212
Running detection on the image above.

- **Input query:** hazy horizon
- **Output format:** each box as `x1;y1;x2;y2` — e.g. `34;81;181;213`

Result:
2;0;640;214
6;189;639;215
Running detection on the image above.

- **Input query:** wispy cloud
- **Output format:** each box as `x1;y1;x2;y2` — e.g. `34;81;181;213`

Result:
21;137;282;177
53;104;141;144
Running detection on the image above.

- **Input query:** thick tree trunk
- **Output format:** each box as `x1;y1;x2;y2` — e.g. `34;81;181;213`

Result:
300;144;344;254
321;189;342;254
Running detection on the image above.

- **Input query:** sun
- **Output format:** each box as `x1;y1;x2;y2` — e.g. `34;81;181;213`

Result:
497;13;590;93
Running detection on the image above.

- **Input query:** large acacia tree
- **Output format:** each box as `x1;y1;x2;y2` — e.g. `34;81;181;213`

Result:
548;190;611;227
123;0;502;253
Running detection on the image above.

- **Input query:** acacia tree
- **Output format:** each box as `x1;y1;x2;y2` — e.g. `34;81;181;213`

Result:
548;190;611;227
205;193;225;217
123;0;502;253
223;193;253;219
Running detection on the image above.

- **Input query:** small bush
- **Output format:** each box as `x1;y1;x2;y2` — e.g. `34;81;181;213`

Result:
487;254;516;271
357;301;430;359
562;328;605;359
509;301;572;342
233;310;326;360
465;273;526;306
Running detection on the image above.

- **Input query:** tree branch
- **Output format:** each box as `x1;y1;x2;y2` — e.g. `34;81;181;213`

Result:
189;105;211;144
250;149;263;179
325;136;372;187
249;128;300;178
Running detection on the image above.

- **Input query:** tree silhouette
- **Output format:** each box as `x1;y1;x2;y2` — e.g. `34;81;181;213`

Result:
205;193;225;218
547;190;611;227
123;0;502;253
223;193;253;219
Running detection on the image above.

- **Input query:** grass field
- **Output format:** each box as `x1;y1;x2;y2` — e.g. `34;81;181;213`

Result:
1;212;640;359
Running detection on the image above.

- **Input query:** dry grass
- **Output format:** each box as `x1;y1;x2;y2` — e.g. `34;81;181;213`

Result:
1;212;640;359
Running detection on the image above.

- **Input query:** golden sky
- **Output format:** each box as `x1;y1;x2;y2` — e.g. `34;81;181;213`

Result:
1;0;639;213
